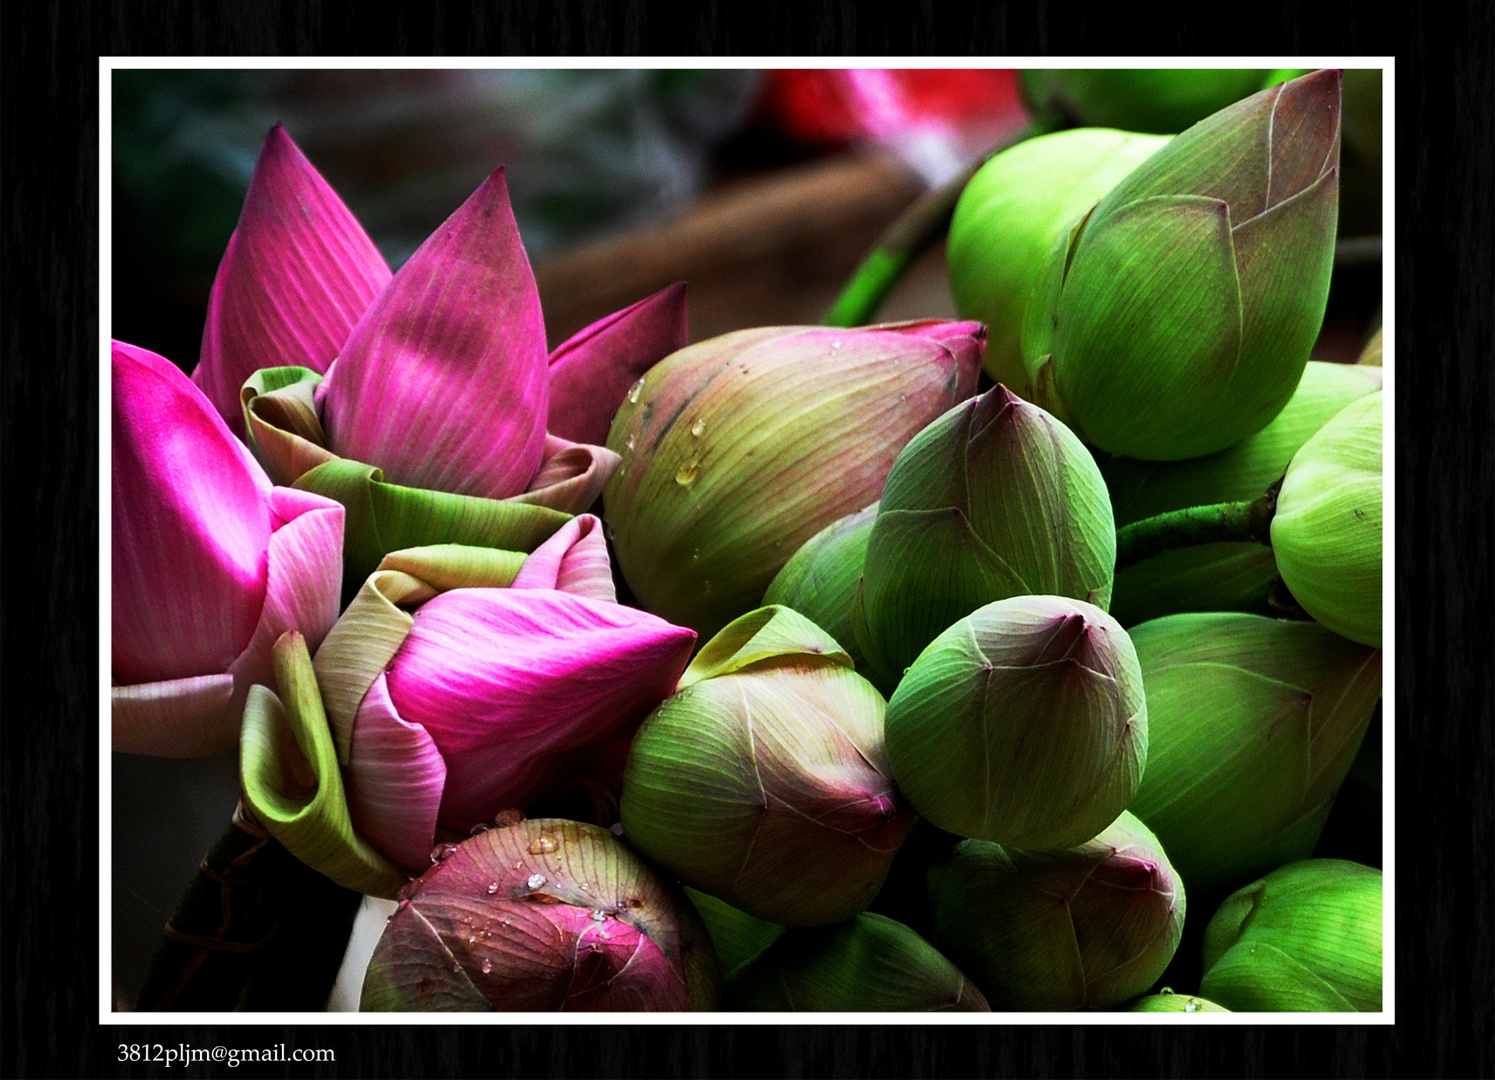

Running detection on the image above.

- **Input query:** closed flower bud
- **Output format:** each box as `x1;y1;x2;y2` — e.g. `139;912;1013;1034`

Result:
1022;69;1273;134
885;595;1146;850
1023;70;1342;461
726;913;989;1012
361;818;718;1011
948;128;1170;394
1105;361;1383;626
619;606;914;926
926;813;1185;1010
603;321;983;640
684;888;785;980
855;385;1115;688
1270;391;1383;646
761;502;878;668
1200;859;1382;1011
1127;613;1381;895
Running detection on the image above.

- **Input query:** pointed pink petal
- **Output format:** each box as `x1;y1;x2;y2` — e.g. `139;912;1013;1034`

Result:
515;433;621;514
320;168;549;500
345;673;449;874
112;341;273;686
510;514;616;601
545;282;689;446
384;589;694;825
869;318;987;392
193;126;391;436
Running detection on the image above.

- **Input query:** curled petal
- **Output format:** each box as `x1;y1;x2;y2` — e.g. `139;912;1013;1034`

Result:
546;282;689;447
320;168;549;500
194;126;391;436
515;434;621;514
511;514;616;601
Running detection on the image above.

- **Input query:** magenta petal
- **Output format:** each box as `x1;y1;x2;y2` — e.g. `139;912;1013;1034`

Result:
320;168;549;500
345;673;449;874
112;341;273;686
546;282;689;446
873;318;988;390
510;514;616;601
193;126;391;436
384;589;695;825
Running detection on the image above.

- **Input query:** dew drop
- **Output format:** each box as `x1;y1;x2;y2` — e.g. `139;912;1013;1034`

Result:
528;834;558;854
1184;999;1202;1013
609;822;624;836
831;340;842;350
690;418;706;437
1159;986;1174;996
591;909;608;922
493;808;525;828
899;393;908;403
625;435;637;451
429;843;458;863
627;378;645;404
469;823;490;836
691;548;701;562
480;959;493;975
675;461;701;486
526;873;547;890
486;881;500;896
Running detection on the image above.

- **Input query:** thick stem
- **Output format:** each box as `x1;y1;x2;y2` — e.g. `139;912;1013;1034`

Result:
134;803;361;1012
822;112;1064;328
1114;489;1278;573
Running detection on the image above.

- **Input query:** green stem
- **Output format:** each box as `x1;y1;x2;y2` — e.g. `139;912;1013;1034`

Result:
822;111;1065;328
134;803;361;1012
1114;490;1277;572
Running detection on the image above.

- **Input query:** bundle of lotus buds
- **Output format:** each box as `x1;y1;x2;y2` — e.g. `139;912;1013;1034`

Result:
112;67;1384;1015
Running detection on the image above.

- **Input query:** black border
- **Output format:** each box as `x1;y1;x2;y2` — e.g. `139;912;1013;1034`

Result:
5;2;1491;1076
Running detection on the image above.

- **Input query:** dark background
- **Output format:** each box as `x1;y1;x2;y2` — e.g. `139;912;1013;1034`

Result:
4;2;1491;1078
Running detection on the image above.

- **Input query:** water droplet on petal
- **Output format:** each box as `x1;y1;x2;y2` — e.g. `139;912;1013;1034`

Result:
486;881;500;895
690;418;706;437
493;808;525;828
625;435;637;451
528;834;558;854
526;873;547;890
469;823;490;836
430;843;458;863
609;822;624;836
1185;999;1202;1012
899;393;908;403
831;340;842;350
691;548;701;562
675;461;701;486
480;958;493;974
1159;987;1174;995
591;909;607;922
627;378;645;403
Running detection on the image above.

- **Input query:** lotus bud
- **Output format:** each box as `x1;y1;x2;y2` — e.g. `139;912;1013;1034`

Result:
1023;70;1342;461
304;530;694;875
947;128;1170;394
855;385;1115;688
1021;69;1273;134
684;888;785;980
1128;992;1229;1013
1270;391;1383;646
761;502;878;668
111;341;344;757
726;913;989;1012
1127;613;1381;896
1199;859;1382;1011
926;813;1185;1011
1104;361;1384;626
603;320;983;640
361;818;719;1011
885;596;1144;849
619;606;914;925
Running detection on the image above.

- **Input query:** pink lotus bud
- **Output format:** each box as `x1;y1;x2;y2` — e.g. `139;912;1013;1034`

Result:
193;126;391;437
111;341;344;756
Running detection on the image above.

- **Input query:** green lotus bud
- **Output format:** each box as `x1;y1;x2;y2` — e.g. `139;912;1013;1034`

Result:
1271;391;1383;646
1022;69;1272;134
604;321;983;640
1023;70;1342;461
885;595;1145;849
1127;613;1381;895
1200;859;1382;1011
1104;361;1383;625
683;887;785;980
947;128;1171;395
360;818;718;1011
1128;992;1229;1013
619;606;914;926
761;502;877;668
927;813;1185;1011
855;385;1115;688
726;913;989;1012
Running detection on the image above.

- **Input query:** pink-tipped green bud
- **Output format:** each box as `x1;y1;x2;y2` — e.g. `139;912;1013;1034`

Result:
885;595;1146;850
1023;70;1342;461
619;606;914;926
947;128;1170;395
603;321;983;640
1127;613;1381;895
1270;391;1383;646
855;385;1115;688
361;818;718;1011
761;502;878;669
726;913;989;1012
1021;69;1275;134
1200;859;1382;1011
926;812;1185;1011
